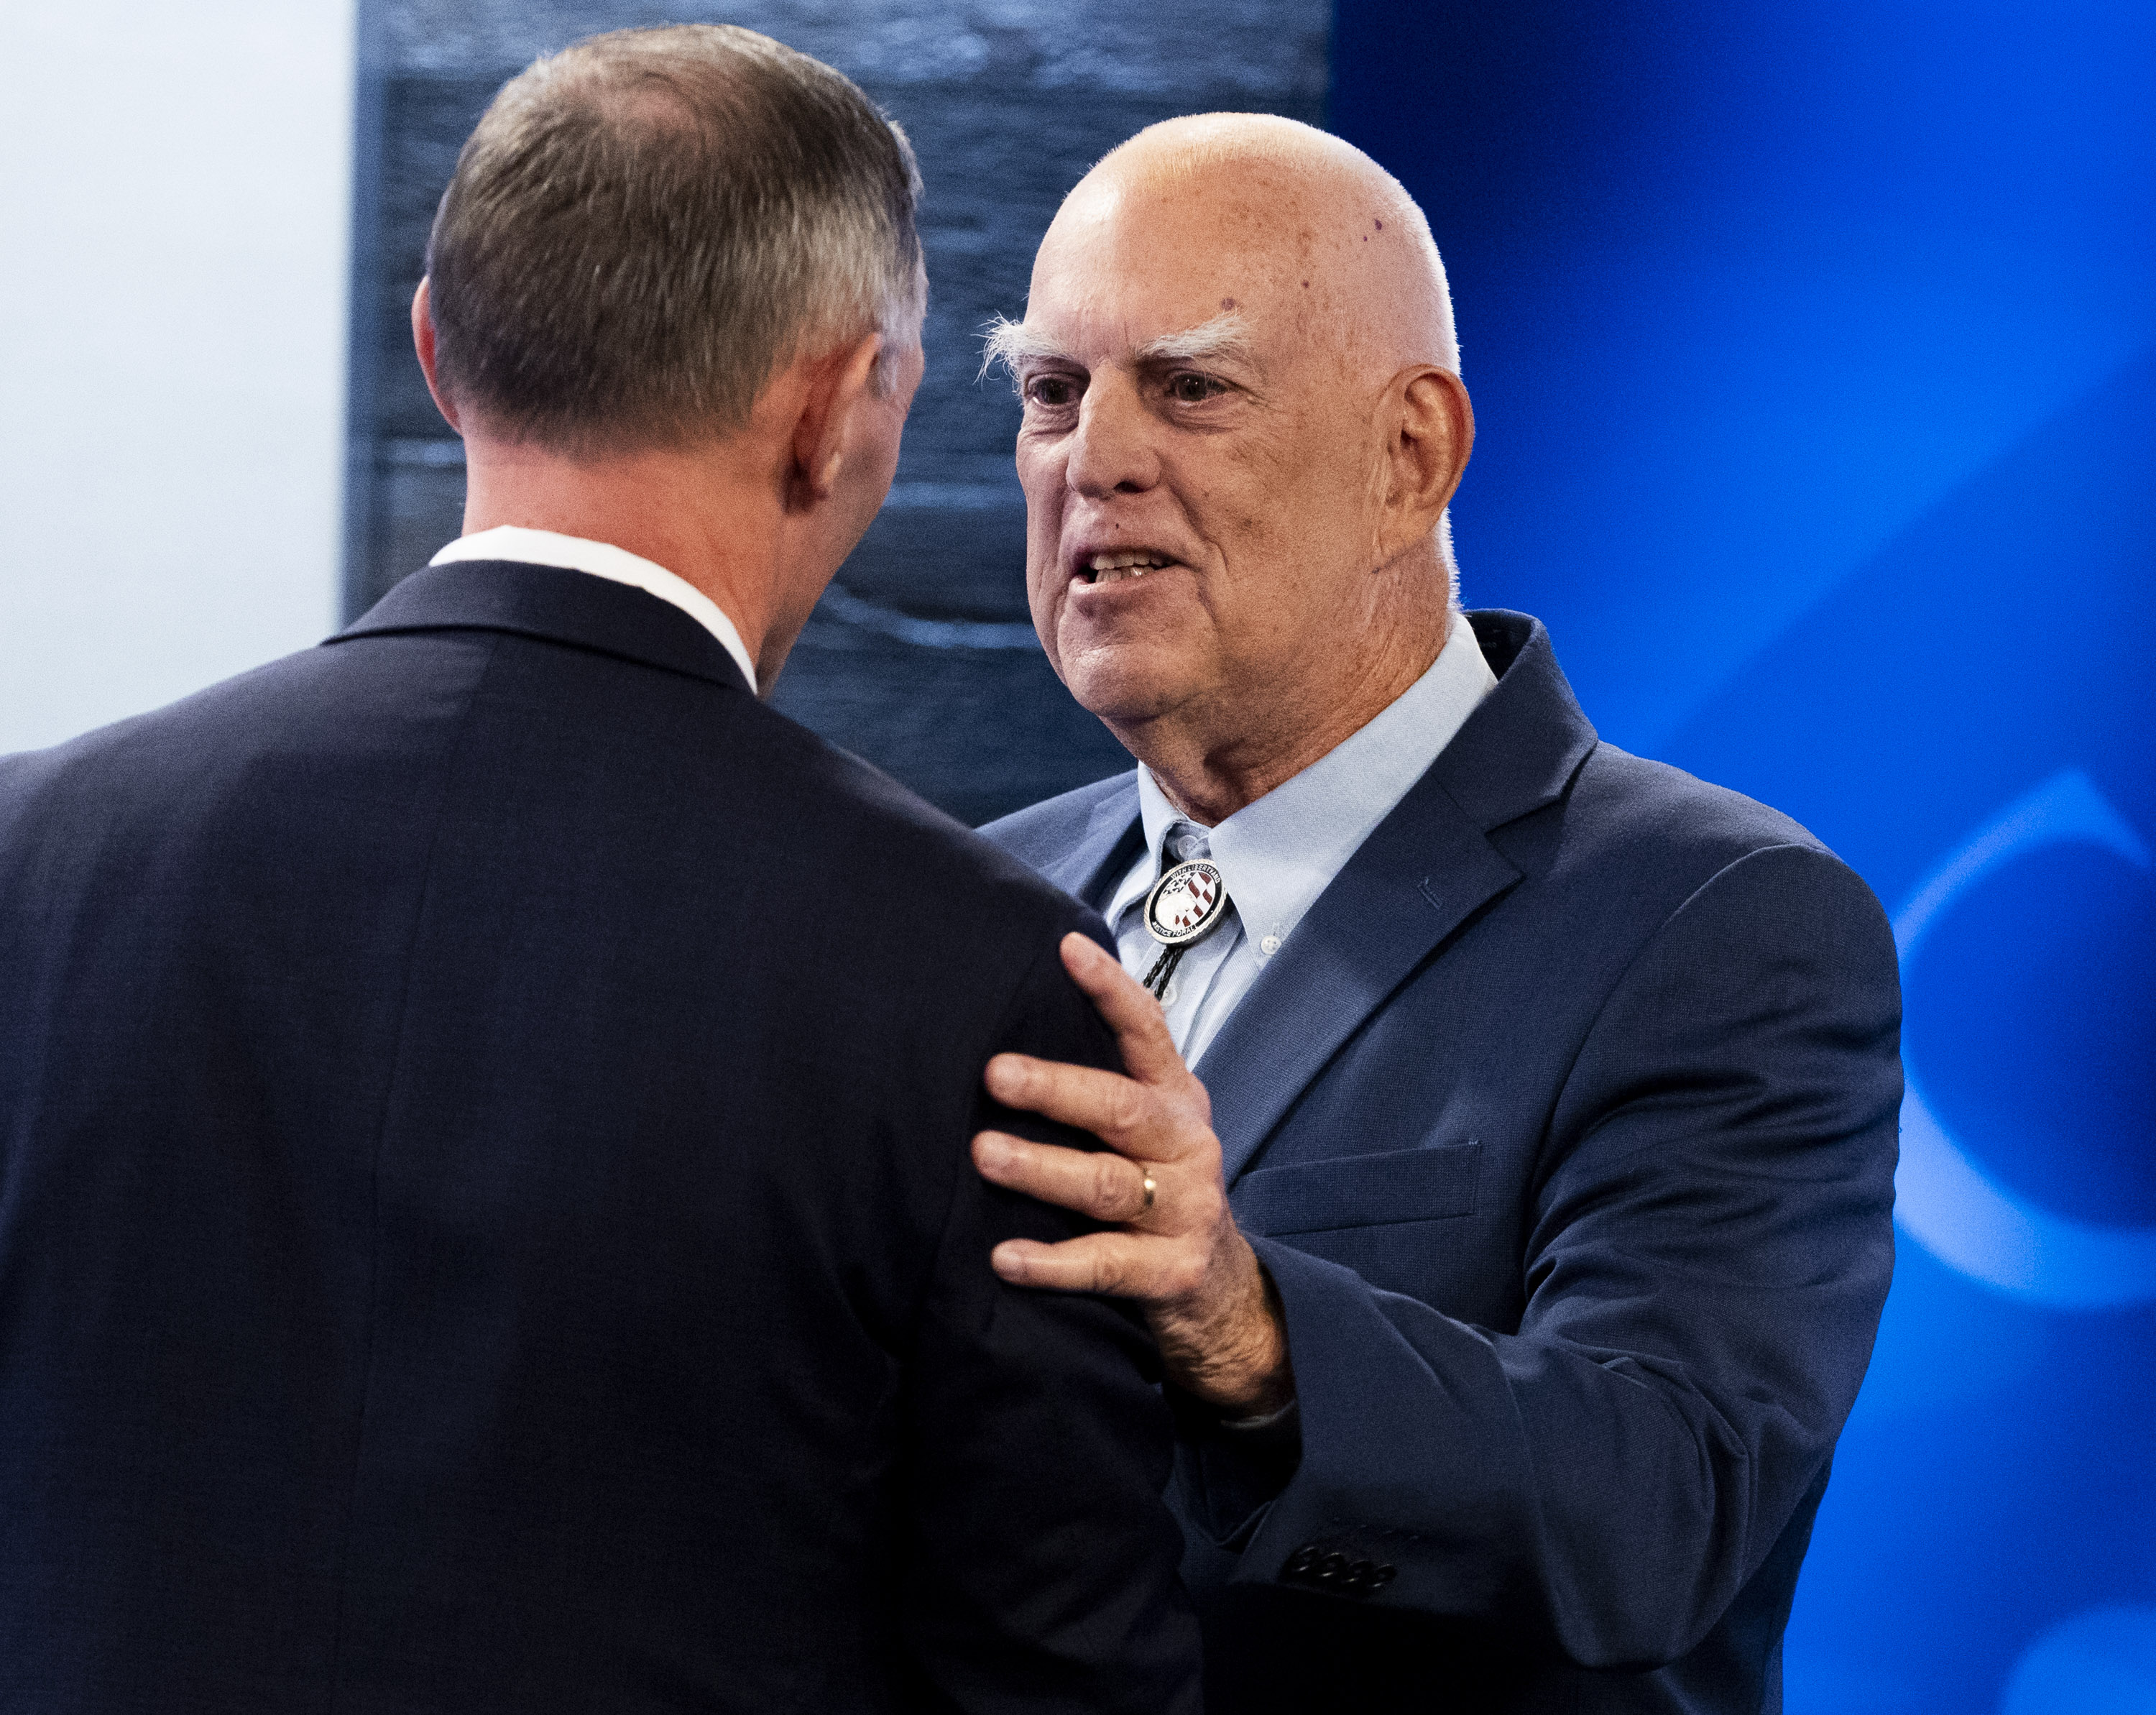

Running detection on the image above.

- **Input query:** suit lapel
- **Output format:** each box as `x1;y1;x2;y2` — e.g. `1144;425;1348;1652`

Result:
1200;778;1521;1184
1045;781;1145;911
1199;612;1598;1185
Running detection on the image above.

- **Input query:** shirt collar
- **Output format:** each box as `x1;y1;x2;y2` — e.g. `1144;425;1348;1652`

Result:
1110;612;1498;955
430;525;759;694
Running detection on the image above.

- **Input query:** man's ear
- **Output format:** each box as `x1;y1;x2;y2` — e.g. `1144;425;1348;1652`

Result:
1373;365;1473;562
782;330;885;515
410;277;462;434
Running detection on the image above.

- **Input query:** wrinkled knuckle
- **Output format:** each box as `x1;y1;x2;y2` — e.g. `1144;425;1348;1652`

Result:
1162;1253;1209;1300
1088;1154;1128;1214
1107;1087;1148;1136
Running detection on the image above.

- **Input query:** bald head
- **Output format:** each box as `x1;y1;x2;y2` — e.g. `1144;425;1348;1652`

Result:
1089;114;1457;377
994;116;1457;395
997;112;1475;820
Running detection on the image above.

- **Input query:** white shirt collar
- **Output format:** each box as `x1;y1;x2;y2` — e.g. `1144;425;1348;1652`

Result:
430;525;759;694
1109;612;1498;955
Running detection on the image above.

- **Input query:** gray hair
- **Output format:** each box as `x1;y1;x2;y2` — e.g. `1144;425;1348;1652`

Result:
426;24;923;454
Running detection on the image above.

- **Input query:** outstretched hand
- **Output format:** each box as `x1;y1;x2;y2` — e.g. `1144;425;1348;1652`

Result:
972;932;1294;1415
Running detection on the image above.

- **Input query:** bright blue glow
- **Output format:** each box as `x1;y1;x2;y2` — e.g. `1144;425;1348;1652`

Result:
2001;1606;2156;1715
1331;0;2156;1706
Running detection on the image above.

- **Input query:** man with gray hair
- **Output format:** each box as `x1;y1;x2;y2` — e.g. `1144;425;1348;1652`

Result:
0;27;1197;1713
971;114;1901;1712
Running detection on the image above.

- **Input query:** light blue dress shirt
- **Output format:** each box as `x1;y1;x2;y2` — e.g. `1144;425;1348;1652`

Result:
1103;615;1498;1067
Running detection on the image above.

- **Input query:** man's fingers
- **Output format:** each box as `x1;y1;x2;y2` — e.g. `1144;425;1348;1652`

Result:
974;1131;1156;1223
982;1052;1163;1154
990;1230;1153;1295
1057;932;1187;1085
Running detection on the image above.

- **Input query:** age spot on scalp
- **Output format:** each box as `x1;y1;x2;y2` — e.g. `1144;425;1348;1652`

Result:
1220;297;1237;310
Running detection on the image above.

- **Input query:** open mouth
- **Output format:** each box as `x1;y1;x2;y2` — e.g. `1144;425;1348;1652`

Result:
1077;550;1180;585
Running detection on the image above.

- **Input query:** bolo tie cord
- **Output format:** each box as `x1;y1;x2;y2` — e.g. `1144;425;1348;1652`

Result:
1143;942;1185;998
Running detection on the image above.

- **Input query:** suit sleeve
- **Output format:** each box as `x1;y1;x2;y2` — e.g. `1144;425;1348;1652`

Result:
1204;842;1902;1670
898;922;1203;1714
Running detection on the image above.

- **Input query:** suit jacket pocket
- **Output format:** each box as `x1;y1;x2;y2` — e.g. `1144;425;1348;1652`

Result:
1235;1141;1481;1236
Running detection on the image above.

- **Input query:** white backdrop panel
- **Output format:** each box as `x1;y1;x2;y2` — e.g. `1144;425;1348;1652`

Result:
0;0;356;753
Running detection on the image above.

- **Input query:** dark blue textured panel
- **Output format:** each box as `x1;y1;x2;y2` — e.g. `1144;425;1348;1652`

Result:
349;0;1328;828
1332;3;2156;1708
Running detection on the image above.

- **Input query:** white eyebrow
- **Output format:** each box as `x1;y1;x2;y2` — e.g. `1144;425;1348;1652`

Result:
1132;312;1253;367
978;316;1073;382
979;311;1256;386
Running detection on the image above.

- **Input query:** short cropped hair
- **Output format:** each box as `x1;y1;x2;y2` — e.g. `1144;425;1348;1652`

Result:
425;24;923;454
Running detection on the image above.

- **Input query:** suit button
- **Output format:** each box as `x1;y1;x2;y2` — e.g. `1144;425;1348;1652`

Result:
1284;1546;1319;1577
1314;1552;1348;1585
1371;1563;1396;1585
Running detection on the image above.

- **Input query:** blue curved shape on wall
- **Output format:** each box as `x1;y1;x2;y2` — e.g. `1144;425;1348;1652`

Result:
2001;1604;2156;1714
1892;771;2156;1308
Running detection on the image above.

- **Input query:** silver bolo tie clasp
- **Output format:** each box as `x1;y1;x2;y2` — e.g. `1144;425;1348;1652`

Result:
1141;857;1233;999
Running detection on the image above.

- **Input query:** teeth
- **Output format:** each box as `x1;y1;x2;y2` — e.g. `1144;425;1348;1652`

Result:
1084;550;1172;584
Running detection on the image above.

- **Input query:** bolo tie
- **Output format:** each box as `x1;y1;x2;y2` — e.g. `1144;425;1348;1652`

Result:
1140;848;1235;1000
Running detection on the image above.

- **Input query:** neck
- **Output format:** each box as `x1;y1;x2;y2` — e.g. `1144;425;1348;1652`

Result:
1123;599;1452;827
459;431;783;667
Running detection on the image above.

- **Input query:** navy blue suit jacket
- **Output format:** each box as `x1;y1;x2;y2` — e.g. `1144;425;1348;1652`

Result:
982;610;1902;1714
0;563;1199;1714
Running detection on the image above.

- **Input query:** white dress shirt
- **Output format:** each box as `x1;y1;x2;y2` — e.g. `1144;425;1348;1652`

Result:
430;525;760;694
1104;615;1499;1066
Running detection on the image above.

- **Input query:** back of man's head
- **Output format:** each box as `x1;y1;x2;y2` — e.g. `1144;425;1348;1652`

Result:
426;24;923;457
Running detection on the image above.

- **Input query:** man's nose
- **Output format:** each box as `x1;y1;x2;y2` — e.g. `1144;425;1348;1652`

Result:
1064;377;1159;497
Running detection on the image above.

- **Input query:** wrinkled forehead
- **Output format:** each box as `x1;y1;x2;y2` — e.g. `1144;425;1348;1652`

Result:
1024;171;1318;365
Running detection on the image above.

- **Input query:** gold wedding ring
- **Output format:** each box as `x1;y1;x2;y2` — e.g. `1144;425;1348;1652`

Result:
1138;1172;1158;1214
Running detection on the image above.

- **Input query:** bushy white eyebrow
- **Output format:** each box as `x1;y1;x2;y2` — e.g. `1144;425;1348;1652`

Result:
1132;312;1253;367
979;311;1254;387
978;316;1069;382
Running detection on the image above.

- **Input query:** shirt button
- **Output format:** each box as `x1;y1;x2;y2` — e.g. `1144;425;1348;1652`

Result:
1174;833;1204;859
1159;981;1179;1006
1259;934;1281;957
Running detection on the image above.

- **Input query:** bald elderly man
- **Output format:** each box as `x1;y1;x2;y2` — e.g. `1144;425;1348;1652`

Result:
971;116;1902;1714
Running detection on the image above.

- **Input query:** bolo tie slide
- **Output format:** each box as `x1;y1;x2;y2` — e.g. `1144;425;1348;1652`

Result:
1141;857;1233;999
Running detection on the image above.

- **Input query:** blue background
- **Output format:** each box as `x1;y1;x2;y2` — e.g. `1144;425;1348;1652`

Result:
1329;2;2155;1708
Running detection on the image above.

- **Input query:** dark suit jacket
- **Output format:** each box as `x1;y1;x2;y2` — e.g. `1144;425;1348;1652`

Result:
0;561;1199;1714
982;610;1902;1714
